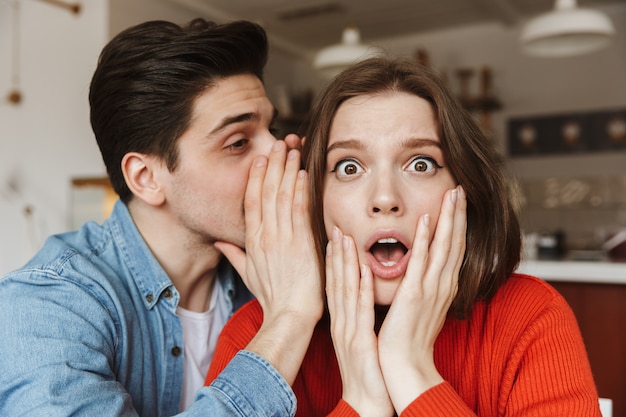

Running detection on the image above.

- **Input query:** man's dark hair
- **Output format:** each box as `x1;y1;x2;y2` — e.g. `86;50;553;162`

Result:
89;18;268;202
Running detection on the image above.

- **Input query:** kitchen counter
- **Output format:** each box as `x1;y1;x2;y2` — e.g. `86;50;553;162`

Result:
517;260;626;284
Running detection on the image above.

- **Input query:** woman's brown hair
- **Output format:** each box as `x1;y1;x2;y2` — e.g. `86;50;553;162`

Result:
302;57;521;318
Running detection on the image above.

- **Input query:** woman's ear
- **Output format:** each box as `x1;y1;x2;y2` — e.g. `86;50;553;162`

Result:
121;152;166;206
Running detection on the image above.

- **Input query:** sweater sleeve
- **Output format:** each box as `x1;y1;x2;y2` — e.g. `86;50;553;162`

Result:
400;276;602;417
326;399;361;417
205;300;264;385
400;383;475;417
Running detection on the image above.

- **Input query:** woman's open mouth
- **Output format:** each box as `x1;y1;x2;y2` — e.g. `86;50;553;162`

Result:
366;235;410;279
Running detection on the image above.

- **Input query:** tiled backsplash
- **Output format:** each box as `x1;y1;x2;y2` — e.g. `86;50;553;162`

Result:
514;175;626;251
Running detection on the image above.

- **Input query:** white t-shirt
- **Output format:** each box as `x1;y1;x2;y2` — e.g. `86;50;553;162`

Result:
177;279;229;411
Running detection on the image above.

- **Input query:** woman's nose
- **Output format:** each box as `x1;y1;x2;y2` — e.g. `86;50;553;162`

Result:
372;204;400;214
370;175;403;215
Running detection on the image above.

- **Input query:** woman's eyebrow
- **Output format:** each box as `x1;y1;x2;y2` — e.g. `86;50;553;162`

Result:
404;137;442;149
327;139;365;153
327;137;441;153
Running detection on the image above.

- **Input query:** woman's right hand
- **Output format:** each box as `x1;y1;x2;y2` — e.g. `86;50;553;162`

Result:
377;186;467;413
326;227;394;417
216;140;323;384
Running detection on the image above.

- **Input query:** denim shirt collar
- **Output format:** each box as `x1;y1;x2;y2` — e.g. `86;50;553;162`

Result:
106;200;247;313
107;201;173;310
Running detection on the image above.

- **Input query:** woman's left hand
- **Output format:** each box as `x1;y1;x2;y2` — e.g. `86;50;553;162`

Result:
378;185;467;413
326;227;395;417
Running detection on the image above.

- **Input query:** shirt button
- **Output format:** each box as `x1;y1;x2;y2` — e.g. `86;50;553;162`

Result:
171;346;181;357
163;288;173;299
145;294;154;303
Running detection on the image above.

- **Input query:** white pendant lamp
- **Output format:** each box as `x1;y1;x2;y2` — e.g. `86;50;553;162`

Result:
313;24;384;78
520;0;615;57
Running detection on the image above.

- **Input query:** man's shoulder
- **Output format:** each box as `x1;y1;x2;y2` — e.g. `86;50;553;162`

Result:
0;220;131;310
497;273;564;305
484;273;574;327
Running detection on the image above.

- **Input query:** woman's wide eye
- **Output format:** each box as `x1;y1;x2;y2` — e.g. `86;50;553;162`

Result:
408;156;441;173
332;159;364;177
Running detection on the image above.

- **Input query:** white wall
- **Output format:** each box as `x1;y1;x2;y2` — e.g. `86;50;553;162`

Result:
0;0;300;275
347;3;626;179
1;1;624;274
0;0;109;274
363;4;626;246
108;0;200;37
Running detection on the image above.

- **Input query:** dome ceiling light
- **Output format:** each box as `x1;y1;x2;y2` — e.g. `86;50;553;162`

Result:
313;24;384;78
520;0;615;57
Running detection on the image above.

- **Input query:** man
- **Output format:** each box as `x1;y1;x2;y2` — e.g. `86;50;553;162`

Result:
0;19;322;416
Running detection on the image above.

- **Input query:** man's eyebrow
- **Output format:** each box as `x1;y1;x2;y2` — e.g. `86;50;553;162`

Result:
209;107;279;137
209;113;258;136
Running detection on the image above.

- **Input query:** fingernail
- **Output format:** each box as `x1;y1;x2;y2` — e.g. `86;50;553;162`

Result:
422;213;430;227
287;149;298;160
450;189;458;204
458;185;466;200
332;226;340;242
273;141;284;152
343;235;350;250
254;156;267;167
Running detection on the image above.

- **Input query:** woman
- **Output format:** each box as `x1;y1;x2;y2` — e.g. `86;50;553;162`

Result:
206;57;601;416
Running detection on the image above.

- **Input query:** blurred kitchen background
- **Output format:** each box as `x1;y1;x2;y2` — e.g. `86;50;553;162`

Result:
0;0;625;414
3;0;624;271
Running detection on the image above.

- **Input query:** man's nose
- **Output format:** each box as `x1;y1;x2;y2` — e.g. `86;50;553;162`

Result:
259;130;278;156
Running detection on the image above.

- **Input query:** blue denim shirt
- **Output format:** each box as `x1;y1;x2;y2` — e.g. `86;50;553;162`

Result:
0;200;296;416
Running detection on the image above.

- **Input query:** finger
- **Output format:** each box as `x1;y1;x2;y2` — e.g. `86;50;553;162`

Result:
276;149;301;235
427;188;458;274
440;186;467;295
244;156;268;237
357;264;375;332
341;233;361;318
292;169;311;240
262;140;288;230
329;227;346;327
396;214;430;297
325;240;336;311
452;186;468;264
283;133;303;151
215;241;247;281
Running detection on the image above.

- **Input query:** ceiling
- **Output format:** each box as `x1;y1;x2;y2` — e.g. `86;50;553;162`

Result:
168;0;621;56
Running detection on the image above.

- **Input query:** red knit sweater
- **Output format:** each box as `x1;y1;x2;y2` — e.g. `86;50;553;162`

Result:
206;274;601;416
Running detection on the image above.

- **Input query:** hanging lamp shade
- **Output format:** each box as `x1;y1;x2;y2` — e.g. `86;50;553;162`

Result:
520;0;615;57
313;25;384;78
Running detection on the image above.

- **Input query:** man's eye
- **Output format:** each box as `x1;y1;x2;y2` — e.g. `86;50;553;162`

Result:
407;156;442;173
227;139;249;151
331;159;364;177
